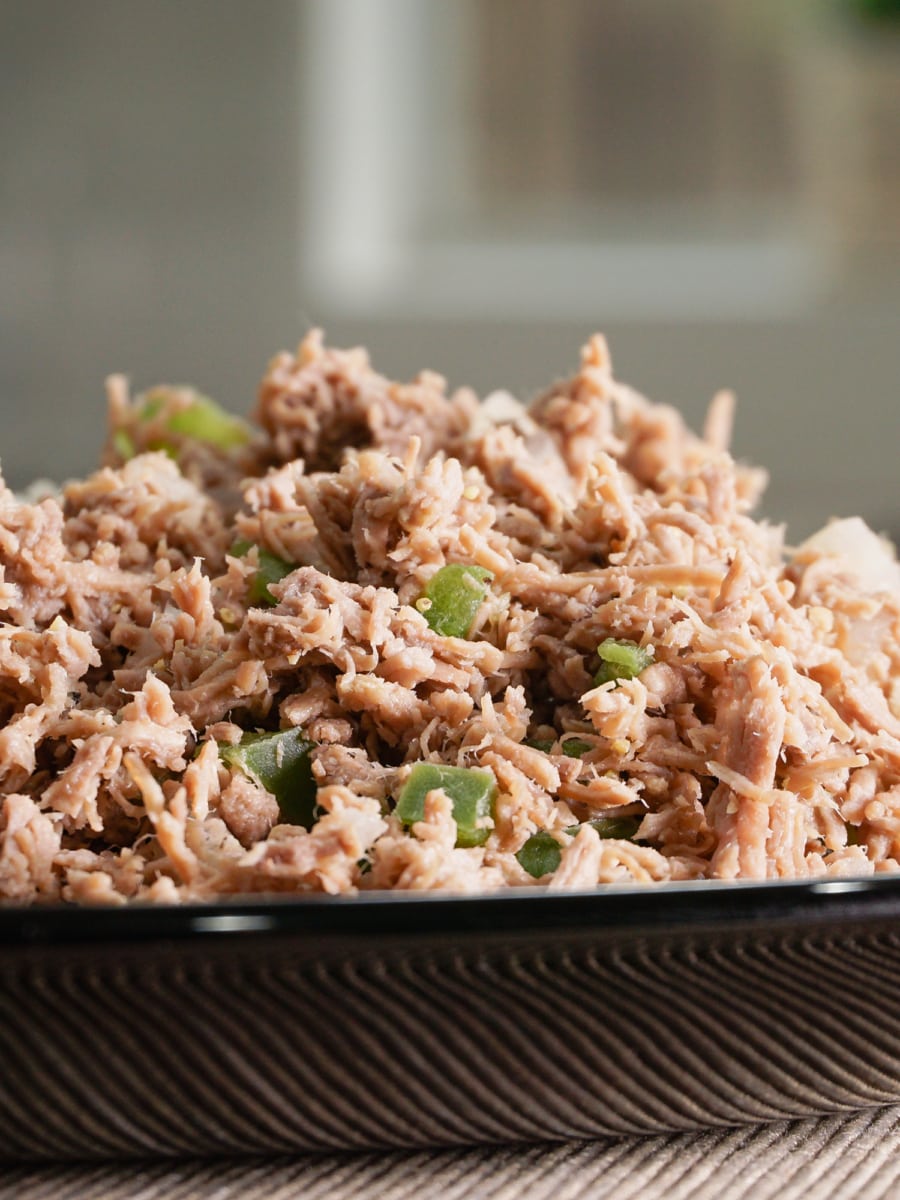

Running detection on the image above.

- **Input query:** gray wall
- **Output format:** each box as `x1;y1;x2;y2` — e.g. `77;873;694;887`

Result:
0;0;301;487
0;0;897;543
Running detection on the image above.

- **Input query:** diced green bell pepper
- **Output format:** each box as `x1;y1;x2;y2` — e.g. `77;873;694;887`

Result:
146;438;178;459
515;829;562;878
231;540;298;607
112;429;136;461
578;816;641;840
561;738;594;758
220;728;316;827
524;737;593;757
516;816;641;878
395;763;495;848
418;564;493;639
594;638;654;686
166;395;252;450
138;394;166;422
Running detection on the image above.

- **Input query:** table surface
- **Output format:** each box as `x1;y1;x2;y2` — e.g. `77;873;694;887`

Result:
3;1105;899;1200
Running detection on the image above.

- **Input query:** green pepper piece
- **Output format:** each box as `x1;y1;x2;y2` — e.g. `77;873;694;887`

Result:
138;394;166;422
567;816;641;840
167;395;252;450
516;830;563;878
851;0;900;21
525;737;594;757
594;638;654;686
112;429;136;461
518;816;641;878
231;540;297;607
249;549;296;607
561;738;594;758
146;437;179;459
220;728;316;827
395;763;495;848
419;564;493;639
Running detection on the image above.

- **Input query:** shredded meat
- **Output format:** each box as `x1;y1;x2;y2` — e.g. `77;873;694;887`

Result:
0;330;897;902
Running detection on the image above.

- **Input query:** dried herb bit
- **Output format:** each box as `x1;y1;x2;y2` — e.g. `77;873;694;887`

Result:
594;638;654;686
515;830;563;879
395;763;495;848
419;564;493;639
220;728;316;827
231;540;297;607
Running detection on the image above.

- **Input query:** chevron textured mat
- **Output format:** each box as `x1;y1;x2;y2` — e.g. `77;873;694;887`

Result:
1;906;899;1160
2;1107;900;1200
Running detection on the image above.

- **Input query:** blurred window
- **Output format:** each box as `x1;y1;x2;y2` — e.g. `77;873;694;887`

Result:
297;0;900;319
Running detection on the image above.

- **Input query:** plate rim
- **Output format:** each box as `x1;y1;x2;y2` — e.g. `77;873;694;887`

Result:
3;875;900;948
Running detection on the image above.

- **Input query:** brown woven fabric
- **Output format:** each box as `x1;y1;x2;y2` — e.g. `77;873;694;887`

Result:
3;1107;899;1200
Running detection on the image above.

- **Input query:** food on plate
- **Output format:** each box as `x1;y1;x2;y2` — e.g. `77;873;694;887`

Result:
0;331;898;903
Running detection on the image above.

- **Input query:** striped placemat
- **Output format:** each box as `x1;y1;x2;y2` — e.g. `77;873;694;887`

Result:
3;1106;897;1200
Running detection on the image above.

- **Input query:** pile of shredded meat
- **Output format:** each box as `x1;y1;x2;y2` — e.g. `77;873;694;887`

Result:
1;330;898;904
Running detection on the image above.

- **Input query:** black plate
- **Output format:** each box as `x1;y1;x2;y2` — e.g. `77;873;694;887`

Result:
2;877;900;1161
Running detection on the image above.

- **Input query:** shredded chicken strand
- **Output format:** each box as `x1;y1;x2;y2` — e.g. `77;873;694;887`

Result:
0;330;896;902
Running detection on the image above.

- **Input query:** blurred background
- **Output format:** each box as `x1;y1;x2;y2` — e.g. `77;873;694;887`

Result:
0;0;897;537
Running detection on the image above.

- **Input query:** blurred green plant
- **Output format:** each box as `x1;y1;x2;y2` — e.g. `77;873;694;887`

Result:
848;0;900;21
